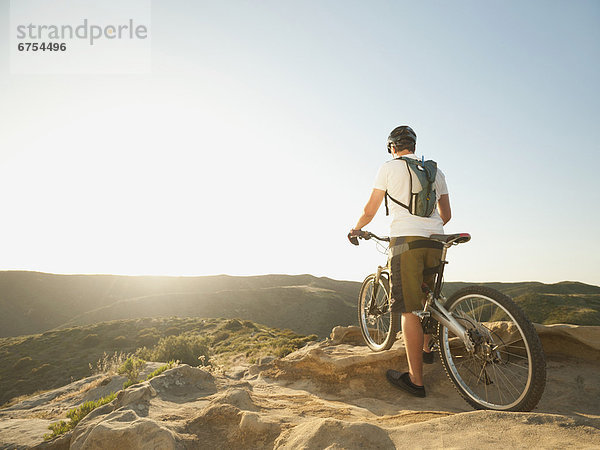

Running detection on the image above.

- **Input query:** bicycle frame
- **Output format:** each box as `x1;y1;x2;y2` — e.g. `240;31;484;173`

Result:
369;236;474;352
424;243;475;352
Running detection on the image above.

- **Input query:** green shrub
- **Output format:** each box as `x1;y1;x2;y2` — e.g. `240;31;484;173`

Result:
136;335;210;366
146;361;177;380
117;356;145;389
122;379;138;389
223;319;243;331
137;327;158;336
242;320;257;329
211;331;229;344
44;392;116;440
275;346;293;358
137;332;159;347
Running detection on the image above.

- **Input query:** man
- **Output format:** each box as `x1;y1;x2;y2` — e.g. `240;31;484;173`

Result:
349;125;451;398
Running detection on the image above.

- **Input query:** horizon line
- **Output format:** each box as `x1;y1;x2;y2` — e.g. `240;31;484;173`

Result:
0;269;597;288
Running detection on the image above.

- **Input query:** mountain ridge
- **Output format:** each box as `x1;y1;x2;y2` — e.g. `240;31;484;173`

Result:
1;271;598;338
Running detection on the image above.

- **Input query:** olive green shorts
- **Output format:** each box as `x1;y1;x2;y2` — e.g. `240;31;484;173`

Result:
389;236;443;314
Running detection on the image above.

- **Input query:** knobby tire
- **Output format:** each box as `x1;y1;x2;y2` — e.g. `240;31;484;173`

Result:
437;286;546;411
358;274;399;352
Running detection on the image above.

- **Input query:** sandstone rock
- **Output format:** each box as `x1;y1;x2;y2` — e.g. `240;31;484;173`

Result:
184;404;242;448
329;326;367;345
387;410;600;448
275;418;394;449
1;375;106;413
148;364;215;395
226;366;248;380
70;410;177;450
114;384;156;410
34;430;71;450
535;323;600;361
238;411;280;437
258;356;276;365
212;388;258;411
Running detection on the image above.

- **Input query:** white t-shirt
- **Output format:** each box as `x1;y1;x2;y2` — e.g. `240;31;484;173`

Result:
373;154;448;237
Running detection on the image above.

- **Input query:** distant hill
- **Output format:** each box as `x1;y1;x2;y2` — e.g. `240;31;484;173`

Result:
1;272;599;338
441;281;600;326
59;285;356;338
0;272;359;338
442;281;600;298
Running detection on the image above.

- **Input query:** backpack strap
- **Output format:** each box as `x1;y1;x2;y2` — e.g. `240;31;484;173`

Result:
385;191;410;216
384;158;413;216
385;192;388;216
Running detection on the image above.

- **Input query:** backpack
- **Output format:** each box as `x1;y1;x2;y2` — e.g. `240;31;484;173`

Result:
385;156;438;217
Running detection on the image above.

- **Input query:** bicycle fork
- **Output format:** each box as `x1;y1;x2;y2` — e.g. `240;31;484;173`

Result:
367;266;387;316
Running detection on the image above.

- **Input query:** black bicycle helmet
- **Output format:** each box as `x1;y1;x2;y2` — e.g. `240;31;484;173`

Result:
387;125;417;153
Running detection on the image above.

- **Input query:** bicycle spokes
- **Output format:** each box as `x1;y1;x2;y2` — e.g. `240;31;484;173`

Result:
358;275;398;351
440;291;538;410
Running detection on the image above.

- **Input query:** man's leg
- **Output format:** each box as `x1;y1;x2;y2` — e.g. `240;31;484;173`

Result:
402;312;424;386
387;237;427;395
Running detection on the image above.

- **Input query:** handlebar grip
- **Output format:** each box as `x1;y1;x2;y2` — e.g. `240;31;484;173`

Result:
348;229;389;245
348;229;371;245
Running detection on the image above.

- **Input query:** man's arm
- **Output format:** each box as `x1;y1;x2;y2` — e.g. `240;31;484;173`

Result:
353;189;385;230
438;194;451;225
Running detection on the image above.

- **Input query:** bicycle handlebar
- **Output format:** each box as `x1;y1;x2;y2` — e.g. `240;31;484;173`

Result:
347;230;390;246
349;230;471;247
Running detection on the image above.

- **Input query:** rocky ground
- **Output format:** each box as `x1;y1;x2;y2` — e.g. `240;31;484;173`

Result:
1;324;599;449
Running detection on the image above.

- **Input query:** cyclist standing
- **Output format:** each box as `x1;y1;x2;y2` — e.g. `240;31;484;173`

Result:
349;125;451;398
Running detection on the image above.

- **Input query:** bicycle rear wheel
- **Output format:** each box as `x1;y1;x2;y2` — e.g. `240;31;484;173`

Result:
438;286;546;411
358;274;398;351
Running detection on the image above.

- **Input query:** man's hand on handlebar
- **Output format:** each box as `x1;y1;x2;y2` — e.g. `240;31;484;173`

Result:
347;229;369;246
347;229;389;245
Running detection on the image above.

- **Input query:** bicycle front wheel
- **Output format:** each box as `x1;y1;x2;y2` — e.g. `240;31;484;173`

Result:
358;274;398;352
438;286;546;411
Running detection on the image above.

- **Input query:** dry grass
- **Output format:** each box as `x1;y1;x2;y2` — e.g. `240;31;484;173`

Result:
89;351;130;376
50;375;112;405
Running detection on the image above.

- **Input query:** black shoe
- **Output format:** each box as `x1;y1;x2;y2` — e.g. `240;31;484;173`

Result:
386;370;426;398
423;350;435;364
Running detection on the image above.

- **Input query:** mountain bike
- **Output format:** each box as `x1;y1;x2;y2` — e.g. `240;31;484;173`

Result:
350;230;546;412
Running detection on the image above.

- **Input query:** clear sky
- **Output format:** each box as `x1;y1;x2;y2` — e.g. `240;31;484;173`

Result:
0;1;599;285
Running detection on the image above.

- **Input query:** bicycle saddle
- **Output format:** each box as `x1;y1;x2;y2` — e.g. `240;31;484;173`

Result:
429;233;471;244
